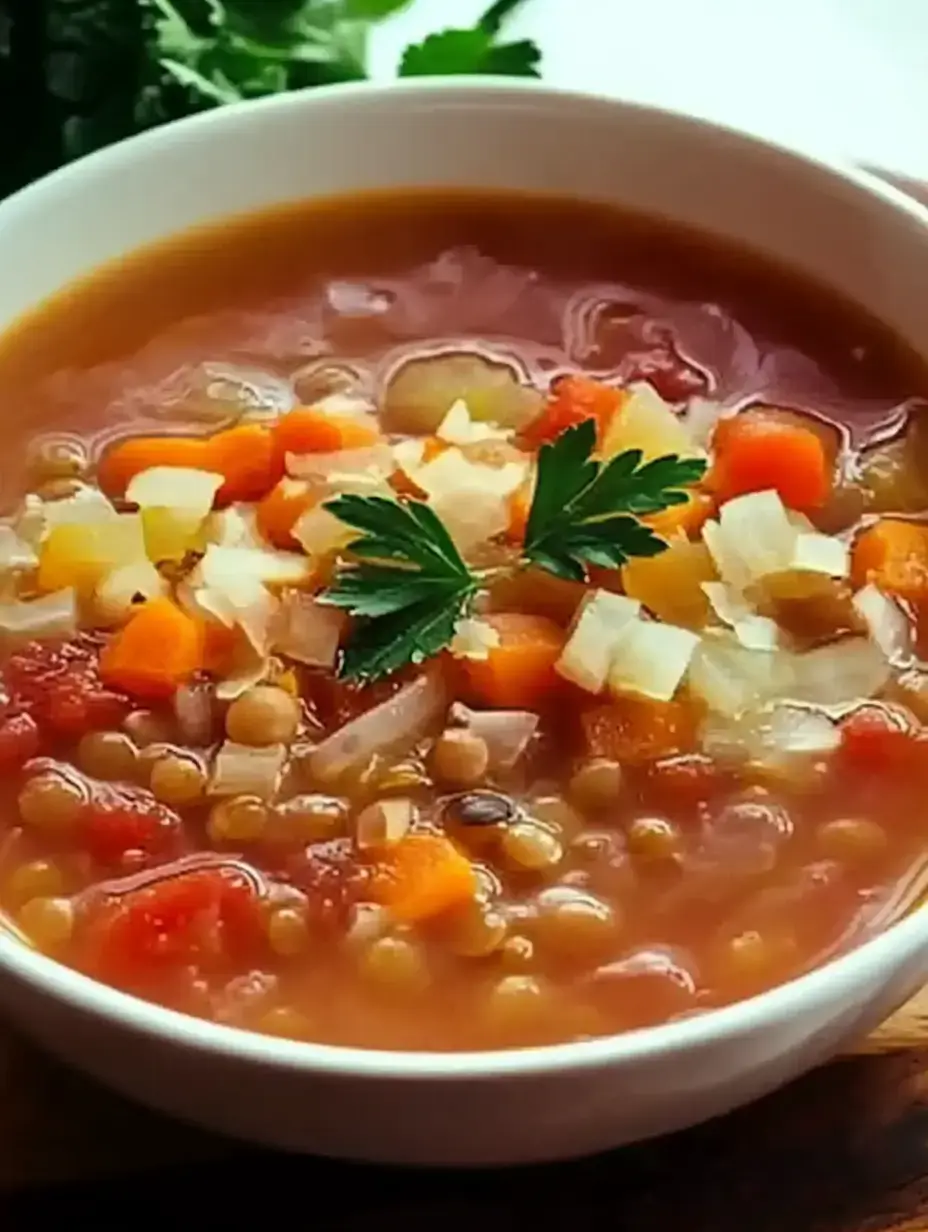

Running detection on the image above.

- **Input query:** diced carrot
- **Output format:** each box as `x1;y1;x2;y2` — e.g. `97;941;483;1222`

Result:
522;376;628;449
581;695;700;764
100;598;205;701
256;478;320;548
709;412;831;511
643;489;715;540
459;612;566;709
272;407;381;464
851;518;928;603
201;620;243;675
205;424;283;504
97;435;210;498
370;834;477;923
505;480;533;543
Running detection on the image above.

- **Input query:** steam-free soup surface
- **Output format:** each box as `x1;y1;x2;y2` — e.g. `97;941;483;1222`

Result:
0;190;927;1052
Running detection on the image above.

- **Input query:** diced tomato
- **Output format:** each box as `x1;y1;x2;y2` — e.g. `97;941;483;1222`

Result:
581;696;700;764
645;753;726;812
522;375;627;449
84;788;184;867
838;703;921;775
0;712;41;770
3;636;131;738
79;866;265;986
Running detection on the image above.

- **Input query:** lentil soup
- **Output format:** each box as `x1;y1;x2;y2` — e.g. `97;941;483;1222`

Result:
0;189;927;1053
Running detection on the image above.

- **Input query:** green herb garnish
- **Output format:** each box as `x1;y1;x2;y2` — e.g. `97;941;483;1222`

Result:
323;420;707;681
2;0;541;197
322;493;479;682
523;419;708;582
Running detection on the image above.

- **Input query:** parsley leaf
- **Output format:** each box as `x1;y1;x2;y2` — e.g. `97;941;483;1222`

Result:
321;494;479;682
399;0;540;78
523;420;708;582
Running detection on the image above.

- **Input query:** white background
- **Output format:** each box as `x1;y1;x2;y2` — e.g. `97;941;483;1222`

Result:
370;0;928;181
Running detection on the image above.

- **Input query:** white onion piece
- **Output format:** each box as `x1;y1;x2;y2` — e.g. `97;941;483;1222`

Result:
271;591;345;668
450;703;539;770
292;504;357;558
310;667;449;783
790;638;891;706
411;447;526;501
198;544;311;589
41;486;120;531
437;400;510;446
0;588;77;643
392;439;427;476
702;582;781;651
608;620;699;702
214;650;270;702
174;681;216;745
556;590;641;694
126;466;223;519
14;496;47;548
449;618;501;661
791;531;849;578
206;504;263;549
702;703;840;768
0;525;38;572
432;489;509;555
286;445;393;482
852;584;912;662
688;634;794;717
209;741;285;799
702;519;753;592
718;490;797;580
94;560;169;625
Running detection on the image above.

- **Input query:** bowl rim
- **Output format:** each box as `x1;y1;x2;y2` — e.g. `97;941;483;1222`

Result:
3;75;928;1081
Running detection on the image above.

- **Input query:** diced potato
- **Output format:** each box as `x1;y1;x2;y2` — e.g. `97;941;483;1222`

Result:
622;538;717;629
141;507;211;563
600;382;703;461
384;353;543;435
37;515;147;595
556;590;641;694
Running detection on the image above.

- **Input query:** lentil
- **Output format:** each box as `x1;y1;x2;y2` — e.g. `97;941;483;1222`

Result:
226;685;300;747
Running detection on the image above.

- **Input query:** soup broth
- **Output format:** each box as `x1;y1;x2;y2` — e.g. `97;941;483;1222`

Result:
0;190;926;1052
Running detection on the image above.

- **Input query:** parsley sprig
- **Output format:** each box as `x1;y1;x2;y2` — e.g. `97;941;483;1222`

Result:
322;420;707;681
322;494;479;681
524;419;707;582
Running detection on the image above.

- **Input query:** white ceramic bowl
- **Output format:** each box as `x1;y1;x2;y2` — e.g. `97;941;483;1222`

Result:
2;81;928;1168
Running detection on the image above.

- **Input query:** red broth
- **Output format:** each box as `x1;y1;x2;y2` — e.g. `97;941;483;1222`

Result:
0;189;925;1051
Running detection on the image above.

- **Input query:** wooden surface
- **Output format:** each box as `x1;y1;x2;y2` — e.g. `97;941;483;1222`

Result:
3;169;928;1226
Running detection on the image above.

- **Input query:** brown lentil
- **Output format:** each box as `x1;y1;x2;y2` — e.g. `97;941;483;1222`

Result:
442;900;508;958
258;1006;314;1039
569;758;625;811
208;795;269;843
5;859;66;908
816;817;889;865
19;896;75;950
626;816;682;863
359;935;430;993
485;974;549;1031
18;773;87;832
149;752;207;806
501;820;564;872
531;886;621;962
226;685;300;747
431;728;490;789
77;731;138;782
529;796;585;841
267;906;312;957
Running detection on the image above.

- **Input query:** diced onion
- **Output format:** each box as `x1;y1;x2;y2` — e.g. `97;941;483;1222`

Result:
432;490;510;556
126;466;223;519
702;703;840;769
702;581;781;651
0;525;38;572
292;504;357;558
717;490;797;580
449;703;539;770
410;447;526;501
40;486;120;531
198;544;311;590
310;667;448;783
356;798;415;851
437;400;511;446
214;649;271;702
209;741;285;799
449;618;501;661
0;588;78;643
556;590;641;694
94;560;169;625
206;504;263;549
688;633;794;717
790;531;849;578
271;591;346;668
608;619;699;702
852;583;912;662
286;445;394;482
789;637;891;706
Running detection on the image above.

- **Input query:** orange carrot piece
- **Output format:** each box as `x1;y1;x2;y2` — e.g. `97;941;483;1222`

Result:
272;407;381;463
522;375;627;449
205;424;283;505
100;598;205;702
97;436;210;498
460;612;566;709
370;834;477;923
581;695;700;764
643;489;715;540
256;479;320;549
709;413;831;511
851;518;928;602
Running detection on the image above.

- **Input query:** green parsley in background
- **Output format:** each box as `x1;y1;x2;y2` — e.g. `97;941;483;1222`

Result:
0;0;541;197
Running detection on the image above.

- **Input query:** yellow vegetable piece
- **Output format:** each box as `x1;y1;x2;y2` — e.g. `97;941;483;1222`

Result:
622;538;717;630
37;516;147;595
601;382;703;462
